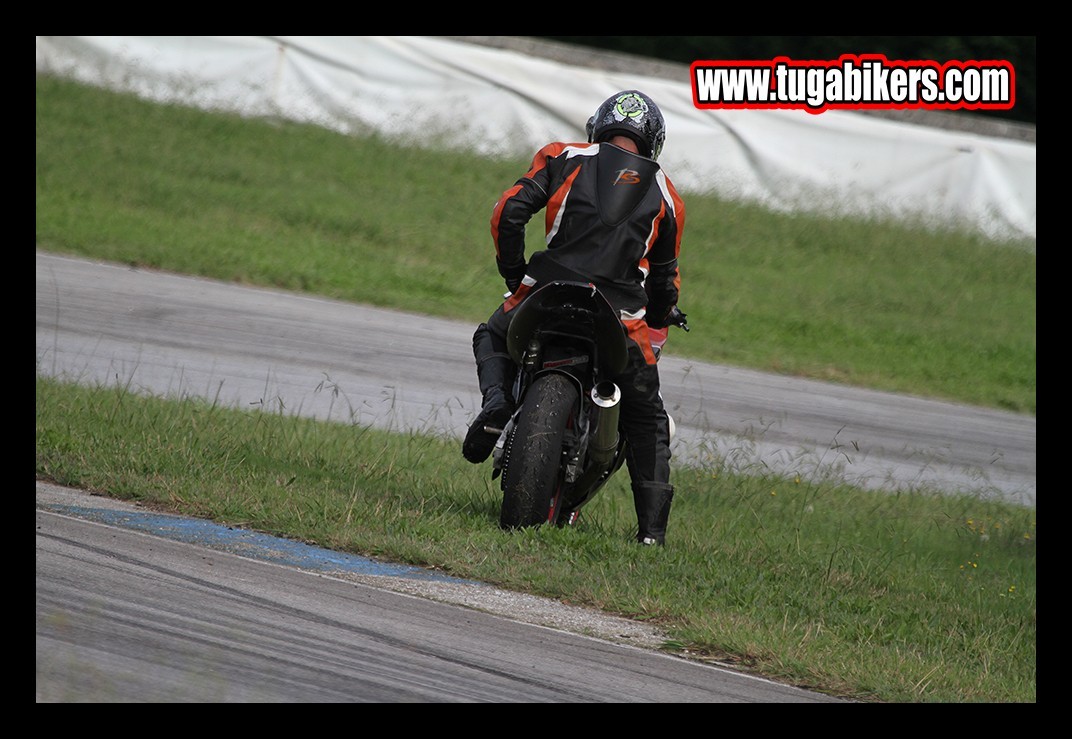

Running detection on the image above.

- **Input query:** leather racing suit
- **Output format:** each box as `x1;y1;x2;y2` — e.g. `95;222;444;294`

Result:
470;139;686;544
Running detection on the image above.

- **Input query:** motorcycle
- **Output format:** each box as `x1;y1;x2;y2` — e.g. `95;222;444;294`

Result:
488;280;688;531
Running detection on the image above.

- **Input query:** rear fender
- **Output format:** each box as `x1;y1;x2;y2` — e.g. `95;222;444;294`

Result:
506;281;628;378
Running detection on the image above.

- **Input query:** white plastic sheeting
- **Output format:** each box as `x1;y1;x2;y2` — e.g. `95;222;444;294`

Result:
36;35;1035;242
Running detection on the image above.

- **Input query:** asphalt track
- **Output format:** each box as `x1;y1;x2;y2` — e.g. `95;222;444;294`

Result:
36;250;1035;507
37;480;846;702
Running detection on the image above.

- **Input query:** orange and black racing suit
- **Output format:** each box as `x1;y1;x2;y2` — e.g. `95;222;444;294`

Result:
475;139;686;542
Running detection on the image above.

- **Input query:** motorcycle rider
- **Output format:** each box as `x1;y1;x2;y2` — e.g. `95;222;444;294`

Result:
462;90;686;546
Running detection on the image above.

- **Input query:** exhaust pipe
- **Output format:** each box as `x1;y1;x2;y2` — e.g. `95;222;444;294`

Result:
588;381;622;468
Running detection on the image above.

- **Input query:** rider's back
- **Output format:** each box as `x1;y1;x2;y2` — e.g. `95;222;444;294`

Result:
520;141;679;315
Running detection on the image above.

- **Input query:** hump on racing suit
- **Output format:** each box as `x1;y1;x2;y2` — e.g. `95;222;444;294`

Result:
593;142;660;225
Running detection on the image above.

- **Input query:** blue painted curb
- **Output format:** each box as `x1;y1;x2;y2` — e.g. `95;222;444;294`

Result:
40;502;479;586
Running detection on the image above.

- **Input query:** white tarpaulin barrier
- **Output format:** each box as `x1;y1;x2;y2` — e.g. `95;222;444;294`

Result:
36;35;1035;242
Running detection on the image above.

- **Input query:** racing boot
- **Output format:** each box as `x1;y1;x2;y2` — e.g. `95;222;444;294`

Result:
462;355;515;463
462;326;516;463
633;481;675;546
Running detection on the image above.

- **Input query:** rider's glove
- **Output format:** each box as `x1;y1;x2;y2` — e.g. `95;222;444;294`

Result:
497;258;527;295
667;306;689;331
647;305;688;331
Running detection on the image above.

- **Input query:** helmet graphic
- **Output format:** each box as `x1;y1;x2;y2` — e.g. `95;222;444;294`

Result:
585;90;666;161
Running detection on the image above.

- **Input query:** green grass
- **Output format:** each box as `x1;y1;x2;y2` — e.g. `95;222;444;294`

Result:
35;74;1036;702
35;73;1036;414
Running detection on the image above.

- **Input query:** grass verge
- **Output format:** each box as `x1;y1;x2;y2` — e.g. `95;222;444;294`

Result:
37;375;1036;702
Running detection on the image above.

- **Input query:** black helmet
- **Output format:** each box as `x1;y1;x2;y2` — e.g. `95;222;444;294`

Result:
585;90;666;161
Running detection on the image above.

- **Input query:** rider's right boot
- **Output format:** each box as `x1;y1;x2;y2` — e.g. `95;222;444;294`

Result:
462;385;513;463
462;342;516;463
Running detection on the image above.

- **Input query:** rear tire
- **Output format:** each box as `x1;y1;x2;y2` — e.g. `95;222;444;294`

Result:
499;373;578;530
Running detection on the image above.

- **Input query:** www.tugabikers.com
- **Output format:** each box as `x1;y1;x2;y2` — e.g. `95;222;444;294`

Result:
690;54;1014;114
